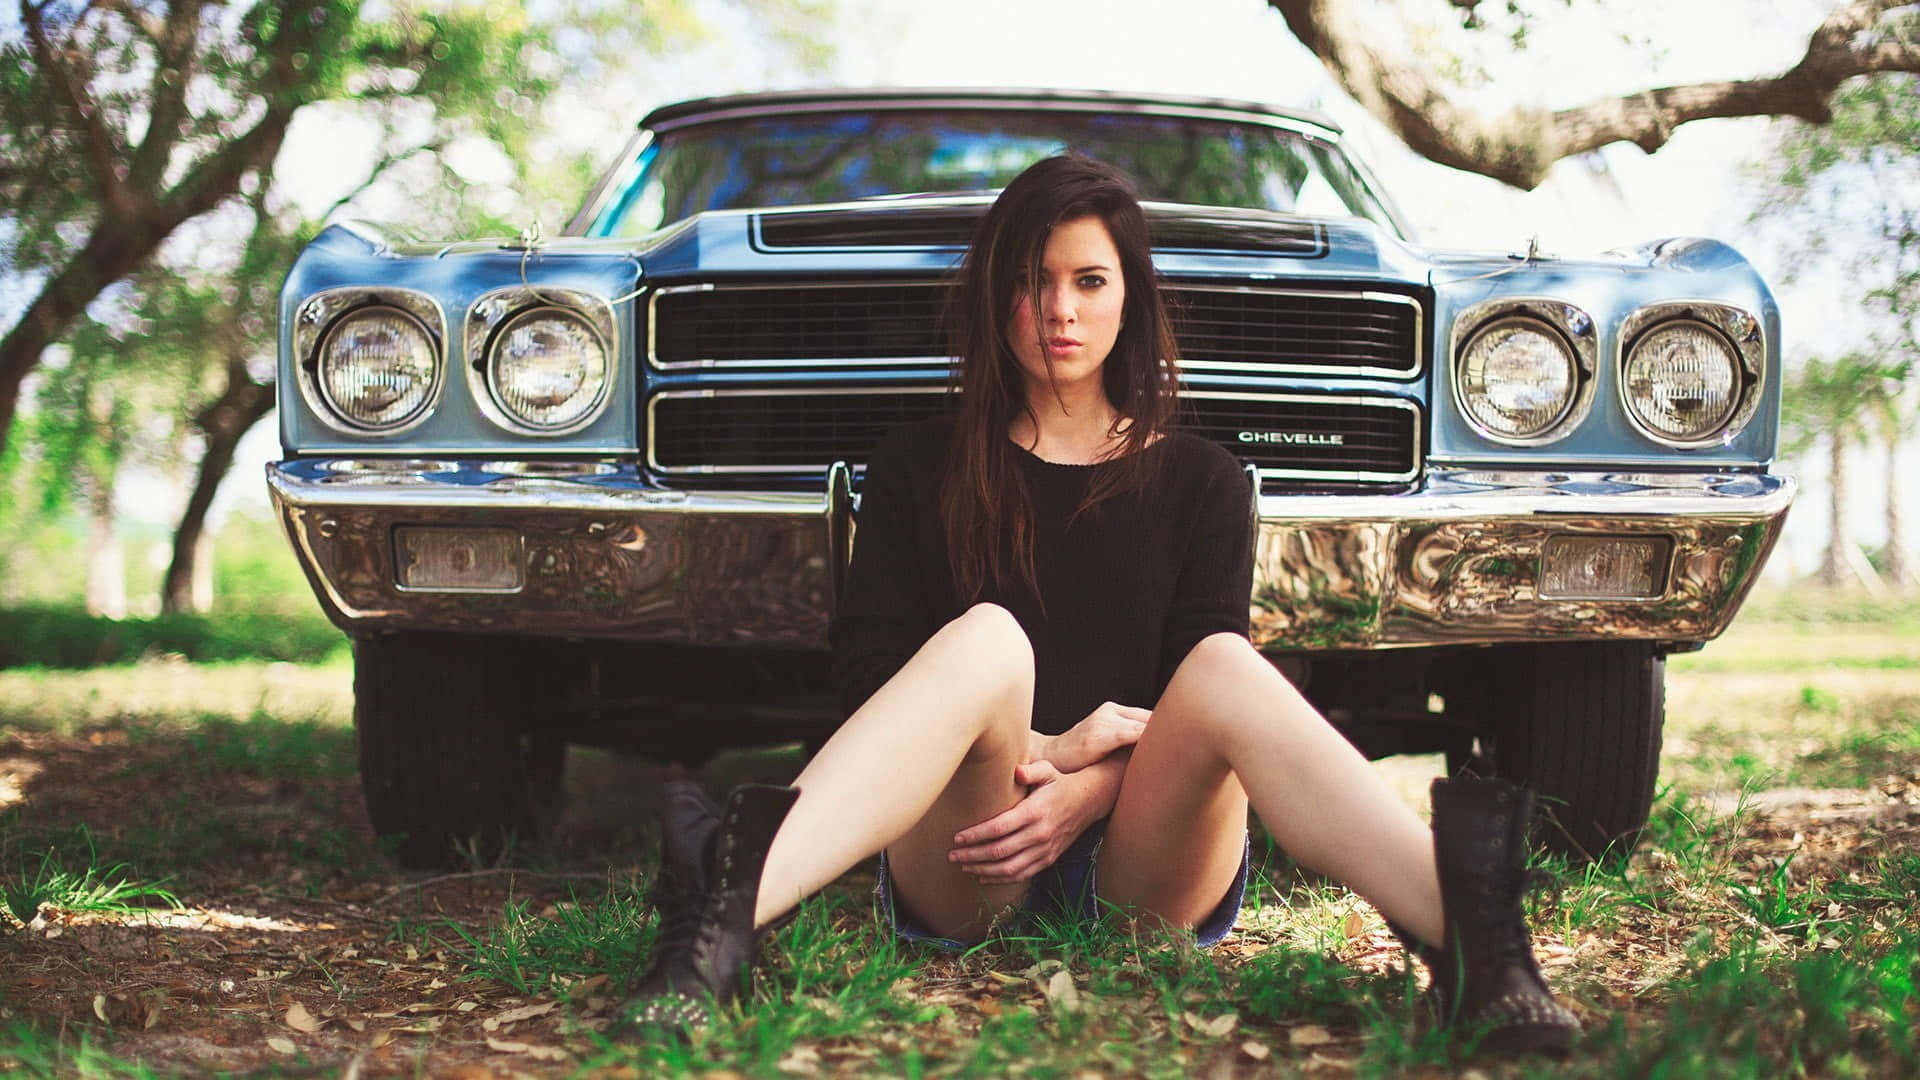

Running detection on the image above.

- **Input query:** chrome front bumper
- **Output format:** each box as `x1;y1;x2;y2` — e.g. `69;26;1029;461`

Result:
268;459;1793;651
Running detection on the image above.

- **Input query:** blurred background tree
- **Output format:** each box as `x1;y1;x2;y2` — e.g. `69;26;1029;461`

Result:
1780;354;1910;589
0;0;831;615
1752;70;1918;591
1268;0;1920;189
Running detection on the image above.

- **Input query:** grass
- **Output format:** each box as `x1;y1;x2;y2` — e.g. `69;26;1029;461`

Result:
0;605;348;670
0;594;1914;1075
1;833;181;928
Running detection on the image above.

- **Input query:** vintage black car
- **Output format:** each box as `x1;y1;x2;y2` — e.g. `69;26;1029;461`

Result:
270;88;1793;865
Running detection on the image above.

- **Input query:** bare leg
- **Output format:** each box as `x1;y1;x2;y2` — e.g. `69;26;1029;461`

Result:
1099;632;1445;946
753;603;1035;938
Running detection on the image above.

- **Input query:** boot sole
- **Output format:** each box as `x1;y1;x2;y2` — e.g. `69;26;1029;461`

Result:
1479;1021;1576;1058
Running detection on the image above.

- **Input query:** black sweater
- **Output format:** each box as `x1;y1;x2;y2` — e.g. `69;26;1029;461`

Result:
830;417;1255;735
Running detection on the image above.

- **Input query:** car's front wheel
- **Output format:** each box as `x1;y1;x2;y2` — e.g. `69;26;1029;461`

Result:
1452;642;1665;861
353;632;564;868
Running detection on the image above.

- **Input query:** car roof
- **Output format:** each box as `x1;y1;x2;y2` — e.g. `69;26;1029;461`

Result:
639;87;1344;138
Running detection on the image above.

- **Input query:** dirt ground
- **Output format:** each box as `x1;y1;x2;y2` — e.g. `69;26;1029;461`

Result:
1;689;1916;1076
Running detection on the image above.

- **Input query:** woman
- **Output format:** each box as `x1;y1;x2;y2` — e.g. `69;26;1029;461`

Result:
622;155;1579;1055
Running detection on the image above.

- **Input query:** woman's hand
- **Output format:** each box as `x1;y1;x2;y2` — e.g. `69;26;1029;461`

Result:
1029;701;1149;774
947;756;1126;885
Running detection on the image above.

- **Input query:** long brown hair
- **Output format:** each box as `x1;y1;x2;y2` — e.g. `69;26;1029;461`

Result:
941;154;1184;604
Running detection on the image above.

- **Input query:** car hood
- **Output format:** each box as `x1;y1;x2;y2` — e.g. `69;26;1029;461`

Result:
552;198;1437;286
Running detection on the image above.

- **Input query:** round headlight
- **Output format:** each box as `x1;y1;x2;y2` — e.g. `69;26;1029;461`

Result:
1623;320;1740;443
1457;317;1578;441
486;306;609;431
315;306;439;430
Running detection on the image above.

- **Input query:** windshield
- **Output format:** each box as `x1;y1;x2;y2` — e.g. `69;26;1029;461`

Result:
587;108;1401;238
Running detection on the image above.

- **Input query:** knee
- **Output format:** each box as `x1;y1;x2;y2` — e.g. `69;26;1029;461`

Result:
947;602;1035;687
1166;632;1301;715
953;603;1033;659
1183;632;1264;676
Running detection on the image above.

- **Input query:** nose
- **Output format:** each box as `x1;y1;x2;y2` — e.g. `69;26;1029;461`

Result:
1042;281;1075;327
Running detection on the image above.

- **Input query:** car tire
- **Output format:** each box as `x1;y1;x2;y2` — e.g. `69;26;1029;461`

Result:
353;632;565;868
1464;643;1664;861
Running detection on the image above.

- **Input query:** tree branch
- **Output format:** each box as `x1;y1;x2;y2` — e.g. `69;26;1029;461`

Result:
93;0;165;42
127;0;203;193
1268;0;1920;190
21;0;135;216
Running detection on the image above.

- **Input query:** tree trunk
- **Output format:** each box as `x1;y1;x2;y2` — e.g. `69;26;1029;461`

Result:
1820;434;1851;587
162;359;275;614
1888;437;1910;589
83;467;126;619
0;105;296;452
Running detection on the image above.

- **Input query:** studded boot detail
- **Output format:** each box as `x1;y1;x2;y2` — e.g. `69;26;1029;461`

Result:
619;782;800;1035
1425;777;1580;1056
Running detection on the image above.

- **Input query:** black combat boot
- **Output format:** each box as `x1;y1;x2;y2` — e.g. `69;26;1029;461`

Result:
1408;777;1580;1056
618;782;800;1034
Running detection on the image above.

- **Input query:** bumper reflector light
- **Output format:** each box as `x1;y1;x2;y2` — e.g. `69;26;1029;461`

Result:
395;527;524;592
1539;534;1671;600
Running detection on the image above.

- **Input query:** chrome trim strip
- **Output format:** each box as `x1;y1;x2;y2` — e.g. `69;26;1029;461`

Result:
646;385;951;475
268;460;1793;649
293;287;449;437
1616;300;1766;450
1181;390;1423;484
463;286;620;436
567;129;654;236
646;96;1338;143
1449;298;1600;447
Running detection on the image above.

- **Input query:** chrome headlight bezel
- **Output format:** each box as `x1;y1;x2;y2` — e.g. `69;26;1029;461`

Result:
1449;299;1598;446
294;288;447;435
1617;301;1764;449
464;287;618;436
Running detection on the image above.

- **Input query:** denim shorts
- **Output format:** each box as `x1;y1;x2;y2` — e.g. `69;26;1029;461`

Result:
873;820;1250;950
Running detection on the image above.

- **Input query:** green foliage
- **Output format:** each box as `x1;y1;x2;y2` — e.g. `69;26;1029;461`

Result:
0;1024;172;1079
207;508;319;614
1779;352;1906;460
1601;935;1920;1077
1;832;181;928
0;606;345;669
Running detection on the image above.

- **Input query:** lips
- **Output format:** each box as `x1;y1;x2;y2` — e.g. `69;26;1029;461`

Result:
1047;337;1081;350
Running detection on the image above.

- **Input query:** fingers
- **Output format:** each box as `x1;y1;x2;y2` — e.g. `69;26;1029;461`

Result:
1014;759;1060;786
953;799;1033;849
1107;703;1152;723
950;823;1060;884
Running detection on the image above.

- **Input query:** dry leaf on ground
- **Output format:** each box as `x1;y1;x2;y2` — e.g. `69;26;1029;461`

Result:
483;1000;556;1030
1289;1023;1333;1047
1044;969;1081;1013
285;1001;322;1033
483;1037;568;1061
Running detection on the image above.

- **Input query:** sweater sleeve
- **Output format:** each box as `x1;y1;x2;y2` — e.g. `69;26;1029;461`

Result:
830;425;942;718
1158;443;1256;687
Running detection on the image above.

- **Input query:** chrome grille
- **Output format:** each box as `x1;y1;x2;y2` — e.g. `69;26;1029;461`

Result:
650;388;950;473
649;388;1418;483
648;281;1422;376
1173;287;1418;376
651;283;949;369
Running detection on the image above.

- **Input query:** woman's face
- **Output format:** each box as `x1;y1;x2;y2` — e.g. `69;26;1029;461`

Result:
1006;214;1127;402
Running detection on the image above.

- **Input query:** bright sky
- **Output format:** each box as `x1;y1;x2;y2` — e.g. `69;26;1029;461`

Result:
221;0;1908;577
